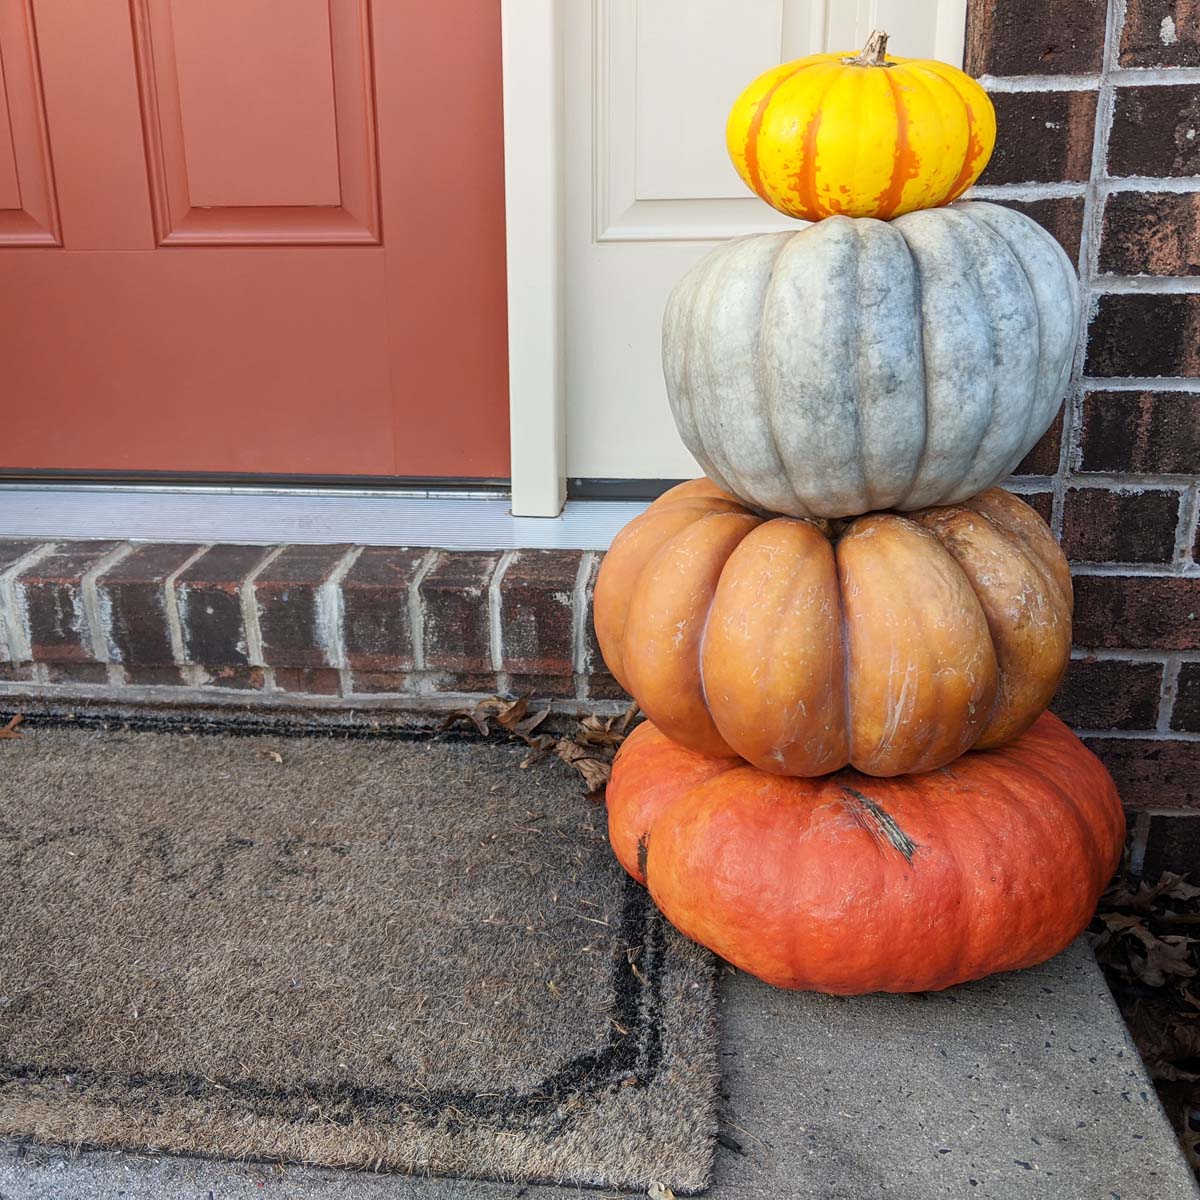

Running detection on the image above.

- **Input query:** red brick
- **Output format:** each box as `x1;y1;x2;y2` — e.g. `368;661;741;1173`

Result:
199;665;266;691
499;550;581;676
505;672;578;700
978;90;1097;185
97;543;201;668
1121;2;1200;70
341;547;426;672
272;667;342;696
1052;658;1164;730
1108;85;1200;178
428;670;500;695
0;541;44;664
0;663;33;682
993;197;1085;265
17;542;123;664
1084;736;1200;810
966;0;1107;75
176;545;271;667
1099;192;1200;276
1078;391;1200;474
349;670;412;695
1061;488;1181;563
1073;575;1200;650
1172;661;1200;732
588;673;632;702
44;662;109;686
124;665;188;688
254;545;352;670
420;552;499;673
1012;490;1054;524
1013;413;1064;477
1086;294;1200;377
1141;814;1200;882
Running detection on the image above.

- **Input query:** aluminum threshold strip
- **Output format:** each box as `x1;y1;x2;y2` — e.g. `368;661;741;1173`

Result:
0;484;648;551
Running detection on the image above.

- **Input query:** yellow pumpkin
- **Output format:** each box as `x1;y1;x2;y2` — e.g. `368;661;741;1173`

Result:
726;30;996;222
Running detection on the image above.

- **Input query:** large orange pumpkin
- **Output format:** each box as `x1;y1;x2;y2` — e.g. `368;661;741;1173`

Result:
607;715;1124;994
594;479;1071;778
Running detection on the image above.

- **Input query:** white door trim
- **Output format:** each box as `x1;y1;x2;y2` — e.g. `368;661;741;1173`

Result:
500;0;567;517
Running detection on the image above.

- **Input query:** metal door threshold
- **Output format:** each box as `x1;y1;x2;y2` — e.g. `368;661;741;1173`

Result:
0;484;646;550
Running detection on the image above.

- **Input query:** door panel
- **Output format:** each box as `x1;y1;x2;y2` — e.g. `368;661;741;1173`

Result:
0;0;509;480
0;0;59;245
565;0;966;480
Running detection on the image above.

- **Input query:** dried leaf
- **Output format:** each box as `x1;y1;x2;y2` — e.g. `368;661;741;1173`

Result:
494;695;530;731
265;750;283;765
648;1184;675;1200
0;714;23;740
553;738;611;795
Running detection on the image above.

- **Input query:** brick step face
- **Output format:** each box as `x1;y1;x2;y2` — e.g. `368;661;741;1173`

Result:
0;541;615;706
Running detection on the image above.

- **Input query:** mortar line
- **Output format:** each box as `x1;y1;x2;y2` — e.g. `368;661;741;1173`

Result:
81;542;137;686
317;544;365;671
239;546;287;687
407;549;441;674
163;544;212;686
0;542;57;664
488;549;518;675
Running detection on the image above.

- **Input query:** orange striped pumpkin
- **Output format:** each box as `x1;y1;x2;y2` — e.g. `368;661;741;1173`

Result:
727;30;996;222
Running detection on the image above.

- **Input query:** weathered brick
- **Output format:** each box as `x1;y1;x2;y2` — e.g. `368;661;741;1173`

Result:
1099;191;1200;276
199;665;265;691
17;542;122;664
995;198;1085;265
1014;413;1064;476
1172;661;1200;731
1085;736;1200;810
428;670;499;695
1061;488;1181;562
1086;294;1200;377
44;662;109;686
176;545;270;666
0;541;45;662
124;665;188;688
580;554;605;676
499;550;581;676
505;673;578;700
1013;490;1055;524
254;545;351;669
272;667;342;696
1120;1;1200;69
966;0;1107;75
0;663;33;682
1052;658;1164;730
349;670;412;695
1141;814;1200;881
1108;85;1200;178
341;547;426;672
420;552;499;673
1078;390;1200;474
1073;575;1200;649
588;672;632;702
977;90;1097;185
97;543;201;668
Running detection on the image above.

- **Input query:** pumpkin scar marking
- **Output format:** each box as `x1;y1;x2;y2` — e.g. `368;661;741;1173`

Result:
637;834;650;881
840;786;918;866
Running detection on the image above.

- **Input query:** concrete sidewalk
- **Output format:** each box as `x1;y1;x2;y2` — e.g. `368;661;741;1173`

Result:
1;938;1195;1200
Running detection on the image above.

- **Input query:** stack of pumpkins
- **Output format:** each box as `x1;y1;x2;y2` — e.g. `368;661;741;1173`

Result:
594;33;1125;995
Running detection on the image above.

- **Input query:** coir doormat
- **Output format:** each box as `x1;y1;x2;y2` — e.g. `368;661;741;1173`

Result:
0;719;718;1192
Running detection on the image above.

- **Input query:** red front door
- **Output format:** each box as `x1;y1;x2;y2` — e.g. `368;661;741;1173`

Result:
0;0;509;480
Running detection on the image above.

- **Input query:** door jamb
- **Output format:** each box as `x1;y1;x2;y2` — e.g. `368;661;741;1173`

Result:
500;0;566;517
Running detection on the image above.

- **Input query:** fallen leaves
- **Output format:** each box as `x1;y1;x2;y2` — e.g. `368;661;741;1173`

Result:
0;714;23;740
1093;869;1200;1177
440;695;638;798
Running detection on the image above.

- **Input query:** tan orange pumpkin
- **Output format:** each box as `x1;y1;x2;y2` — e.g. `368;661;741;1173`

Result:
594;479;1072;777
607;715;1124;994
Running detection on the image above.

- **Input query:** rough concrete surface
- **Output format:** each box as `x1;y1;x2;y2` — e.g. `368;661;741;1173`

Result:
1;938;1194;1200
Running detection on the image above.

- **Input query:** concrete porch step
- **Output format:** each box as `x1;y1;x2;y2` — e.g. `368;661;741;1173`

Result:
2;939;1194;1200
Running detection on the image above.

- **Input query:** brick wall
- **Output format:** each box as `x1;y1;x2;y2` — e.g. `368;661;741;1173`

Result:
967;0;1200;874
0;541;616;716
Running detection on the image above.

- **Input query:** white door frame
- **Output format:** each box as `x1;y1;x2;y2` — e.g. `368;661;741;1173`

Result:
500;0;567;517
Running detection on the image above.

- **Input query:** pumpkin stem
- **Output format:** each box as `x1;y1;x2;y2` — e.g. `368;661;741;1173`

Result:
844;29;890;67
